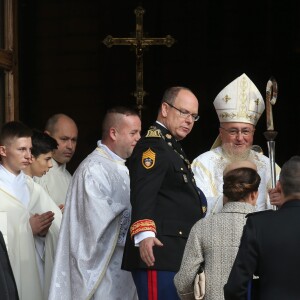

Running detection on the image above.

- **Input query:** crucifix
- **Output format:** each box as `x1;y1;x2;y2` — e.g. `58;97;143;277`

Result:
103;6;175;116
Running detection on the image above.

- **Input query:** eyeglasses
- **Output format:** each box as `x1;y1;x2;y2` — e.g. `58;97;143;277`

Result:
165;102;199;122
220;127;255;136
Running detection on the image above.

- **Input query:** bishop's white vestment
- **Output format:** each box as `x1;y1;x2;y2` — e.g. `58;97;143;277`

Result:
192;146;281;215
34;158;71;206
0;169;62;300
49;141;138;300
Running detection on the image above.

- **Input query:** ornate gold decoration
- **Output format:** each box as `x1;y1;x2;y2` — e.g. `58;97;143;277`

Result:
223;95;231;103
142;148;156;169
130;219;156;238
103;6;175;117
219;112;258;122
145;129;161;138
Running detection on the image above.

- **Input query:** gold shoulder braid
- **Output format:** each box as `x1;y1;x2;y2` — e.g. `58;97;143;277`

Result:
145;126;162;138
162;131;207;216
145;125;191;170
147;125;207;216
161;131;192;169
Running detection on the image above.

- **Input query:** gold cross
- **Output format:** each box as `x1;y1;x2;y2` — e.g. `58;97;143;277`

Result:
223;95;231;103
254;98;260;106
103;6;175;116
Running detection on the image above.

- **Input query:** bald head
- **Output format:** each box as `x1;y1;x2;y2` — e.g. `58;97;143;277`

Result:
157;87;199;141
45;114;78;164
45;114;76;135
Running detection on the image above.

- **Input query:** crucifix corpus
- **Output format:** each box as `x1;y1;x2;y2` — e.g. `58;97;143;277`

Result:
103;6;175;116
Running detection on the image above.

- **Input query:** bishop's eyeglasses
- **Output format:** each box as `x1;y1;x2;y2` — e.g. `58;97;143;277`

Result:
165;102;200;122
220;127;255;136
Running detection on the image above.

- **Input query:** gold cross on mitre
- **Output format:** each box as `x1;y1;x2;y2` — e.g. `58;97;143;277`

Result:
103;6;175;117
223;95;231;103
254;98;260;106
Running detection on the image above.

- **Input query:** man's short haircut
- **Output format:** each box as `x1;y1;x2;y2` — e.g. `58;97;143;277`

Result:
161;86;192;105
0;121;32;145
102;106;139;140
279;156;300;197
31;129;58;158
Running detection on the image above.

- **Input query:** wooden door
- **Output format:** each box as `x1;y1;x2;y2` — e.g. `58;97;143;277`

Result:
0;0;18;124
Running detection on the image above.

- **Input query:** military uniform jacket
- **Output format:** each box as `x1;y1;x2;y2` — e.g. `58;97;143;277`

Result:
224;199;300;300
122;122;206;272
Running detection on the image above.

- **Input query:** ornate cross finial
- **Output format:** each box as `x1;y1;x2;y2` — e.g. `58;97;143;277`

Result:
103;6;175;117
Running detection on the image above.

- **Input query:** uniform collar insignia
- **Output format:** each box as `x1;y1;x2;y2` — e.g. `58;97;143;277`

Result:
145;128;162;138
152;123;191;167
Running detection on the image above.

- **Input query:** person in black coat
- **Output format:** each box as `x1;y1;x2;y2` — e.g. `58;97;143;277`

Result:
0;231;19;300
224;155;300;300
122;87;207;300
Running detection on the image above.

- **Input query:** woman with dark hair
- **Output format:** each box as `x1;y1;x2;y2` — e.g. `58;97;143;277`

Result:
174;160;261;300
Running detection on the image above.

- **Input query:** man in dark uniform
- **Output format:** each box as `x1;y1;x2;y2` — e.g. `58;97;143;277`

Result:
0;231;19;300
224;156;300;300
122;86;207;299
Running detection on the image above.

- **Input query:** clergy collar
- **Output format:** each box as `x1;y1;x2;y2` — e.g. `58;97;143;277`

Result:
0;164;29;206
0;164;27;194
97;140;126;163
0;164;23;180
51;158;67;170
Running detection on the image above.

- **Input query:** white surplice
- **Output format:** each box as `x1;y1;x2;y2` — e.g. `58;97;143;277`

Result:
0;167;62;300
49;141;138;300
192;146;281;215
34;158;72;205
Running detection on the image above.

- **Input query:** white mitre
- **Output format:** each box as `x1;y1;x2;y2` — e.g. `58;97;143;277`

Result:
214;73;265;125
211;73;265;148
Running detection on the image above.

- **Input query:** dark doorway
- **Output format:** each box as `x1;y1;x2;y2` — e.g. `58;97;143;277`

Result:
19;0;300;172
